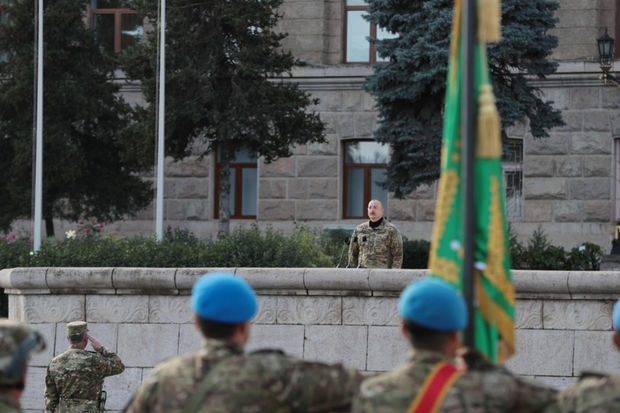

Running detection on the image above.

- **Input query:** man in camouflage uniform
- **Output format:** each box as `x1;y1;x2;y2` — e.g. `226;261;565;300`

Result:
348;199;403;268
44;321;124;413
0;319;46;413
556;297;620;412
352;278;560;413
123;272;362;413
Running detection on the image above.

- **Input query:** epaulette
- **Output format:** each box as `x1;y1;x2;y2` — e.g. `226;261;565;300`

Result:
250;348;285;355
578;370;608;380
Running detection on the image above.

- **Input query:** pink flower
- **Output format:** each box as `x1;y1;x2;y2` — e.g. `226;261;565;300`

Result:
78;220;83;225
84;228;90;233
98;223;103;228
113;232;119;236
10;234;16;239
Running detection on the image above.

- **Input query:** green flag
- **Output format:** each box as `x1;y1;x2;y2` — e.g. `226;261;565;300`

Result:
428;0;515;362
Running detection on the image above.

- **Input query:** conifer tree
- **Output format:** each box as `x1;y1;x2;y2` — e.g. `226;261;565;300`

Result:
122;0;325;235
365;0;564;196
0;0;152;236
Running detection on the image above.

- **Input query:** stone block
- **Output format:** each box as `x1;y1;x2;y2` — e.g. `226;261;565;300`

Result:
574;331;620;373
506;122;527;138
303;325;368;369
47;267;113;291
0;267;47;290
149;296;193;323
584;155;612;177
254;296;277;324
259;179;287;199
555;110;583;132
505;330;573;376
571;132;612;155
513;270;570;297
410;183;436;200
343;297;399;326
305;268;370;294
296;200;338;220
556;156;583;177
602;88;620;109
288;179;308;199
569;178;610;200
568;272;620;299
515;300;543;329
164;199;208;220
236;267;305;292
582;200;612;222
112;268;176;291
416;200;436;221
543;300;613;330
553;201;582;222
297;157;338;177
22;367;46;410
165;177;208;199
523;201;553;222
308;135;338;155
118;324;179;367
583;111;611;131
389;199;415;220
320;112;355;138
21;295;84;323
175;268;233;290
166;156;210;177
261;157;295;177
525;133;569;155
29;323;56;367
369;269;425;294
342;91;363;111
259;200;295;220
523;156;554;177
86;295;149;322
366;326;411;371
610;111;620;136
308;90;342;112
556;10;597;30
103;368;143;411
277;296;341;324
246;324;305;358
523;178;568;200
179;323;202;355
354;113;378;139
291;142;307;156
309;179;338;199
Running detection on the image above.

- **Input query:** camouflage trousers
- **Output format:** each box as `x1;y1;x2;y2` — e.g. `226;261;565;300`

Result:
56;397;99;413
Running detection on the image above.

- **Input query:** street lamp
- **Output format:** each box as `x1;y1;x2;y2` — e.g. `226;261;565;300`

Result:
597;27;620;88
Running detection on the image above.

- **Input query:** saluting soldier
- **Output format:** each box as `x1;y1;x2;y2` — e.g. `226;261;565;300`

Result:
348;199;403;269
123;272;362;413
45;321;124;413
352;278;560;413
557;298;620;412
0;319;46;413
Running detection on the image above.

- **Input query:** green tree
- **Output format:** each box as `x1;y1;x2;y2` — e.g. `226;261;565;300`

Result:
365;0;564;196
0;0;152;237
121;0;325;234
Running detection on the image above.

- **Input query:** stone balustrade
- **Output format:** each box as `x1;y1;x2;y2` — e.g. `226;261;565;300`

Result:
2;267;620;412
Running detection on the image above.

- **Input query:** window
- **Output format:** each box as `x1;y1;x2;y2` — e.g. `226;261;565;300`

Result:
214;148;257;219
90;0;143;54
343;140;389;219
344;0;395;63
503;139;523;218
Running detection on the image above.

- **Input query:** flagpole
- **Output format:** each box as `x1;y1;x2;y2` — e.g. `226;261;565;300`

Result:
461;0;476;348
155;0;166;241
33;0;44;251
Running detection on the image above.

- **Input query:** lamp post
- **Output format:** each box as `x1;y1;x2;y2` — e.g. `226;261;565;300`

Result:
597;28;620;87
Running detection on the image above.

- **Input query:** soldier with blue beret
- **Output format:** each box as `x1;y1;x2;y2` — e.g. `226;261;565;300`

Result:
45;321;124;413
123;272;363;413
0;319;46;413
557;298;620;412
352;277;560;413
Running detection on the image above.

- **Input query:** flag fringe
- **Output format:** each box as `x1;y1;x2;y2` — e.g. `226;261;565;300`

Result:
476;272;515;361
477;0;501;43
476;85;501;159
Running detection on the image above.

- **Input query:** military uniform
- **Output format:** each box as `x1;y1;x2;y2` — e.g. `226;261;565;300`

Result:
557;372;620;412
352;349;560;413
348;218;403;268
44;322;124;413
0;391;21;413
123;338;362;413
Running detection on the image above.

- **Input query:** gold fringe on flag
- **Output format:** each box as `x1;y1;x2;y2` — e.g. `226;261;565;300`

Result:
477;0;501;43
476;84;501;159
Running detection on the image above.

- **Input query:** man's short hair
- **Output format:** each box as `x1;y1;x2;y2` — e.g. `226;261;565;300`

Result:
69;333;85;344
195;316;238;339
403;319;453;350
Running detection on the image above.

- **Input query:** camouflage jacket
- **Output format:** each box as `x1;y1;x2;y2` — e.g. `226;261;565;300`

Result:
557;372;620;412
0;392;20;413
352;350;560;413
122;338;363;413
44;347;125;413
347;219;403;269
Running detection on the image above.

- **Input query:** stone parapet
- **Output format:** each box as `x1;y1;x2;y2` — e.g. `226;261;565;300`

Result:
3;267;620;412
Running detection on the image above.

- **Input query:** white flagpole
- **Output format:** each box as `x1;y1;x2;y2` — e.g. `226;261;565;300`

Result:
155;0;165;240
33;0;44;251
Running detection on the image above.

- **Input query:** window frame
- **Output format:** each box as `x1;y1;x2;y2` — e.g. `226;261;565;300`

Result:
214;158;257;220
89;4;139;54
343;2;380;64
502;138;523;219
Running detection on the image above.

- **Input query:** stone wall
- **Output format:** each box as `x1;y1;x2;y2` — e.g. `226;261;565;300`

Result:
2;267;620;412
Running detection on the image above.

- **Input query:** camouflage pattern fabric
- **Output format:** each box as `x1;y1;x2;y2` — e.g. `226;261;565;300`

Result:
0;391;20;413
352;350;560;413
45;347;124;413
0;319;46;387
557;373;620;412
348;219;403;269
122;338;363;413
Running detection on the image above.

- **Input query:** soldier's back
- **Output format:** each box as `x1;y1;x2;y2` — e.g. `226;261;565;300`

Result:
558;374;620;413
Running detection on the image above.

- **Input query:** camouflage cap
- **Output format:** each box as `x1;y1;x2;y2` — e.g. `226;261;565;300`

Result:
0;319;46;386
66;321;88;336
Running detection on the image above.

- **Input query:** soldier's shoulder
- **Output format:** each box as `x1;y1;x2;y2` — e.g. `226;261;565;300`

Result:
355;222;370;231
360;363;413;394
384;220;400;232
559;373;620;410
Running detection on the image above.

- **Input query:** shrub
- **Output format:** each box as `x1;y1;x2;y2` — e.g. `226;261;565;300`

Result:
402;238;430;269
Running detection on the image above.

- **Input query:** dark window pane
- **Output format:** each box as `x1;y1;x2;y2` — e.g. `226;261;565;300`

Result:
241;168;257;216
345;141;389;164
228;168;236;214
93;14;115;54
346;168;364;217
121;14;143;49
93;0;122;8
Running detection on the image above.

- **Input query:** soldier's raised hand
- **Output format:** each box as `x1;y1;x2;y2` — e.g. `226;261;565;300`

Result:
87;334;103;352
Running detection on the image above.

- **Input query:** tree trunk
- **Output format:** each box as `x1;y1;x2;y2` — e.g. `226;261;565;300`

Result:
218;149;232;236
44;212;55;239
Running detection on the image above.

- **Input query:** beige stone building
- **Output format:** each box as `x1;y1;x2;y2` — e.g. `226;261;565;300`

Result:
67;0;620;250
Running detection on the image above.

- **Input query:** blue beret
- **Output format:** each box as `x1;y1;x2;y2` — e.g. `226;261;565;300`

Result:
191;272;258;324
398;278;468;331
613;299;620;331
